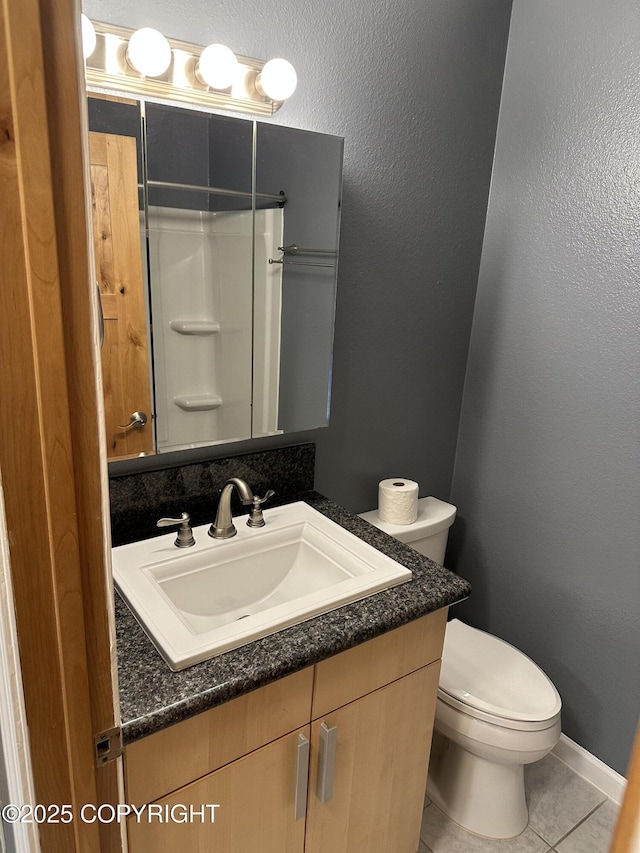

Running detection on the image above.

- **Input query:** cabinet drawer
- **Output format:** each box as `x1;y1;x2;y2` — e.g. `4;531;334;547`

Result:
125;667;313;806
311;608;447;719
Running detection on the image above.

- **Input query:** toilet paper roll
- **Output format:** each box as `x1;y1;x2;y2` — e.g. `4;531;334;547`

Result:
378;479;419;525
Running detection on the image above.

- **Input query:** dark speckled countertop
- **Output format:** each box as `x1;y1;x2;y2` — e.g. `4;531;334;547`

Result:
116;491;471;744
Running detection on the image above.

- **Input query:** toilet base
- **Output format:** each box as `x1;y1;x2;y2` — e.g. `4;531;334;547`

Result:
426;733;528;839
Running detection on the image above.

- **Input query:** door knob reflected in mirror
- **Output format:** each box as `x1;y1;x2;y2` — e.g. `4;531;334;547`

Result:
117;411;148;430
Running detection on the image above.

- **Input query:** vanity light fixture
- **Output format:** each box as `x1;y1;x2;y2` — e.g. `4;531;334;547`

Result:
256;58;297;101
126;27;172;78
80;14;96;60
195;43;239;90
84;19;297;116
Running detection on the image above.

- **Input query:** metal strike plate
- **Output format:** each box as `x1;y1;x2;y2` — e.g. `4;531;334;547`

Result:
94;726;123;766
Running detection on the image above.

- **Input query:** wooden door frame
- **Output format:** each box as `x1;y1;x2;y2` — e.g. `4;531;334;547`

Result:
0;0;120;850
611;725;640;853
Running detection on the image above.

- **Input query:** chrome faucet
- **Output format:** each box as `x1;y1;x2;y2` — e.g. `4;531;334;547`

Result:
209;478;275;539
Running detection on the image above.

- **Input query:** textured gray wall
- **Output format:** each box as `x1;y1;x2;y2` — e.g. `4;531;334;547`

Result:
88;0;513;512
450;0;640;774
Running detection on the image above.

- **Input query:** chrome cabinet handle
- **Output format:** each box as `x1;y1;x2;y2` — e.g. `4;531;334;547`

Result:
294;733;310;820
156;512;195;548
317;723;337;803
117;411;148;430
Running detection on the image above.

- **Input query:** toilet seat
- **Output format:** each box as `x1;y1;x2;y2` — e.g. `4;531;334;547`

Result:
439;620;561;729
437;689;561;732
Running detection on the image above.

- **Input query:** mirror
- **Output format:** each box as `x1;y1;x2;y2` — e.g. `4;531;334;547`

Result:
87;96;343;460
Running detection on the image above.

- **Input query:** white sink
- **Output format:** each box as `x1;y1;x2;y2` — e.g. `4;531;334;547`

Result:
112;501;411;670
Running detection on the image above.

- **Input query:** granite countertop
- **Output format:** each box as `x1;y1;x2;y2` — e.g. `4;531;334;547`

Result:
116;491;471;745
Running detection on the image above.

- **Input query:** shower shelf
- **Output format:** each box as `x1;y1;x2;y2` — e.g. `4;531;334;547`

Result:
173;394;223;412
170;319;221;336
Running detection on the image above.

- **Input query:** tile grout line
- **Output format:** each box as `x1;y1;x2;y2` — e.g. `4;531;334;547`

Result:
421;787;611;852
530;823;553;846
537;797;609;849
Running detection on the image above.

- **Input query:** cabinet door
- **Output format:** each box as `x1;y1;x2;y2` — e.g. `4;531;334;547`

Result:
128;725;310;853
306;663;440;853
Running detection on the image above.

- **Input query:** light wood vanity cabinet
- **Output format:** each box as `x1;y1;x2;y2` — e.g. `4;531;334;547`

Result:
125;608;447;853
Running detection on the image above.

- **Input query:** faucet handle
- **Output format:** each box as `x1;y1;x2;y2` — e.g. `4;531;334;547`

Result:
247;490;275;528
157;512;196;548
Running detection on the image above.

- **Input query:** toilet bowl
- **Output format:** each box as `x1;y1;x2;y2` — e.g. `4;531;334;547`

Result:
428;618;561;838
360;497;562;839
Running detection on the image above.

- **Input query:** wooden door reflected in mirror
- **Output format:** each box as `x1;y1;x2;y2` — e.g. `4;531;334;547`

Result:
89;130;153;459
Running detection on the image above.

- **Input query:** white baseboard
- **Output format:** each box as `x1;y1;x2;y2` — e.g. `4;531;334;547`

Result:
552;733;627;806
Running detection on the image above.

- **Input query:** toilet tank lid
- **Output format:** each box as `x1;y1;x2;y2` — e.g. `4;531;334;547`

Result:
359;497;456;544
440;620;562;723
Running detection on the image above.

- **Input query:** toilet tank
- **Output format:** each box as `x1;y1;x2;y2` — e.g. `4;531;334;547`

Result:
359;497;457;564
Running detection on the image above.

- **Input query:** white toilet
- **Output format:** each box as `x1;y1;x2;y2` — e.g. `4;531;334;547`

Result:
360;497;562;839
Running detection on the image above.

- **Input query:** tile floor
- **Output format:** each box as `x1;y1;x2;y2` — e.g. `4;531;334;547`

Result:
419;753;619;853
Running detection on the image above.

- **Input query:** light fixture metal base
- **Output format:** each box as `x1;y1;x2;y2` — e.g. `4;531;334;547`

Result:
85;21;283;116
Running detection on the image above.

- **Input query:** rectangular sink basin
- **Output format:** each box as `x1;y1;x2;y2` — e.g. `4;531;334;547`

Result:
112;501;411;670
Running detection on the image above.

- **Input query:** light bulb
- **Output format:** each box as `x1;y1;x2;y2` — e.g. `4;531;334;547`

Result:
81;14;96;60
126;28;172;77
196;44;238;90
258;58;297;101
